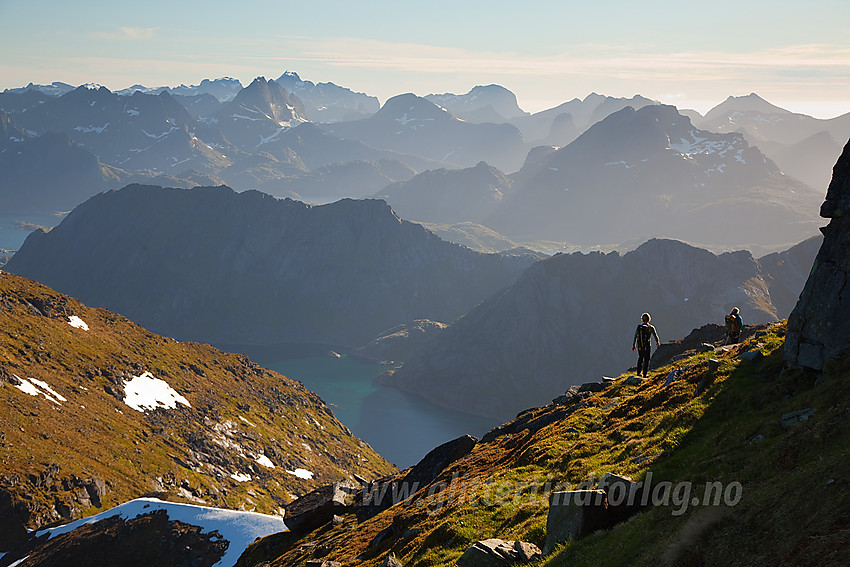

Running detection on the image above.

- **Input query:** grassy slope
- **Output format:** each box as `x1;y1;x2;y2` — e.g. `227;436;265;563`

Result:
0;272;395;542
242;321;850;566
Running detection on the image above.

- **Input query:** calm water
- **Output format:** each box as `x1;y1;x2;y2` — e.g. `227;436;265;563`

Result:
256;354;500;468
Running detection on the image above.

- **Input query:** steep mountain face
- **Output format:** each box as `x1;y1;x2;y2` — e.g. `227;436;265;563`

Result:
322;93;528;173
786;139;850;370
487;104;823;247
0;272;393;549
275;71;380;122
386;237;817;419
5;184;535;348
211;77;308;151
373;161;513;224
425;85;530;123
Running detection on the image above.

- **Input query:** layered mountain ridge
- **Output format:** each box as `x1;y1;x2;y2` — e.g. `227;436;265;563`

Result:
385;236;822;418
5;184;537;349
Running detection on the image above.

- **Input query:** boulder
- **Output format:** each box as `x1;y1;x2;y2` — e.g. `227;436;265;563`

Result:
358;435;477;519
781;408;815;429
543;490;609;553
381;553;405;567
786;139;850;370
283;480;359;534
596;473;645;524
457;539;542;566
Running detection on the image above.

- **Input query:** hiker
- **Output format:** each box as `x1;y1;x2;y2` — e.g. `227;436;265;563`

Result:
632;312;660;378
725;307;743;344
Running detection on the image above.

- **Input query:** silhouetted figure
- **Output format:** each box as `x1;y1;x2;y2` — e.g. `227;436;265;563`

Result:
632;312;660;378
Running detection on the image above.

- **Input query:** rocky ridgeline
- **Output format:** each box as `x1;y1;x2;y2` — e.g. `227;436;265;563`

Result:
5;185;534;349
388;237;818;419
786;138;850;370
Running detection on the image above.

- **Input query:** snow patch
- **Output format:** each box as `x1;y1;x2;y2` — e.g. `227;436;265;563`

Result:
231;472;252;482
286;469;314;480
34;497;286;567
29;378;67;402
13;374;64;404
123;371;190;412
255;455;275;469
67;315;89;331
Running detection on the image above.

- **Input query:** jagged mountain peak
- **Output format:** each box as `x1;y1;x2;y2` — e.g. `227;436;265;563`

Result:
231;77;306;121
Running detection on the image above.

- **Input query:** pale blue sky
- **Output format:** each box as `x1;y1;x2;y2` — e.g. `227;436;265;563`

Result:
1;0;848;116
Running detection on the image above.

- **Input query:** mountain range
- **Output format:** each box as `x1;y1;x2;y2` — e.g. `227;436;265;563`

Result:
378;104;826;249
384;236;822;418
4;184;537;349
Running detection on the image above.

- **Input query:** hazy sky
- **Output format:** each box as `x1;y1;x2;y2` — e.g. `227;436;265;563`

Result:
1;0;848;117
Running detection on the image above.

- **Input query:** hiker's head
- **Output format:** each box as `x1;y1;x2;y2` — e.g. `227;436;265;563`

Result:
641;313;651;323
731;307;739;314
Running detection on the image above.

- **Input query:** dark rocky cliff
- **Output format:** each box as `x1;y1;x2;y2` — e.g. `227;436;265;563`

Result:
785;138;850;369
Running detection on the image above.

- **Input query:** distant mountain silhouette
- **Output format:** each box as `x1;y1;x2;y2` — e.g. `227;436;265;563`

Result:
425;85;529;122
322;93;528;172
6;184;535;348
694;93;850;190
276;71;380;122
486;104;823;247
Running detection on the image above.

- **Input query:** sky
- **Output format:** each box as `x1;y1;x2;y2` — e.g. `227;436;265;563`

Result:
1;0;848;117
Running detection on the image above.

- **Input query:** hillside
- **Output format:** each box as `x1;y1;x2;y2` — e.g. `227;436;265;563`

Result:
385;237;819;419
234;321;850;566
0;272;393;550
5;184;535;349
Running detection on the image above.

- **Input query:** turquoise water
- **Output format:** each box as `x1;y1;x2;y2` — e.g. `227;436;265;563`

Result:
0;214;63;251
259;355;500;468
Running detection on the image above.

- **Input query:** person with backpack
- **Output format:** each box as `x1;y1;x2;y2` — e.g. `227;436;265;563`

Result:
632;312;660;378
725;307;744;344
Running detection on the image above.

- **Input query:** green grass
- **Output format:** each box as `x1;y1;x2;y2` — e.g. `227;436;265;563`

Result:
246;322;850;566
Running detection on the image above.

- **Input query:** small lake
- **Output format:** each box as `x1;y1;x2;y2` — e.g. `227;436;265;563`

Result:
248;352;501;469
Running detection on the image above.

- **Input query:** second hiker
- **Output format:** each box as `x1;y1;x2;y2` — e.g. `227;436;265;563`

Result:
725;307;743;344
632;312;660;378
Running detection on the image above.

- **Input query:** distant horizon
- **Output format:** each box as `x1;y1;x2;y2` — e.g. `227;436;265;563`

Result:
3;74;848;121
2;0;848;121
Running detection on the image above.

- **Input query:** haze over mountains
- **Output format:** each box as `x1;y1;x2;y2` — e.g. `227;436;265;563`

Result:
5;184;537;349
385;236;822;418
2;74;844;253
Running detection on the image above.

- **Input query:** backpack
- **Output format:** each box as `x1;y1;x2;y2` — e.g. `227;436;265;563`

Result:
636;324;652;349
725;313;741;333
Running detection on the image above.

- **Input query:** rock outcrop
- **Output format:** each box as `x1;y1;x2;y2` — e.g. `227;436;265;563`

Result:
457;539;542;566
786;139;850;370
